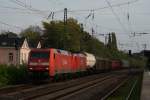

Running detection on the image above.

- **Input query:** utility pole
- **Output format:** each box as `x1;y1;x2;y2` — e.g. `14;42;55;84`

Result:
91;27;94;37
143;44;147;50
64;8;67;33
105;35;108;46
64;8;67;25
63;8;67;49
96;33;109;46
80;23;84;51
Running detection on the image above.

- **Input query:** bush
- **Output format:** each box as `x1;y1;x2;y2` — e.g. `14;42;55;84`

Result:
0;65;29;87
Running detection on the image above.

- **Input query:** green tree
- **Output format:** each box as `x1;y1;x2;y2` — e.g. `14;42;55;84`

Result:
0;31;18;38
107;33;112;49
111;32;118;50
20;26;42;46
42;18;82;52
42;20;65;49
42;18;125;59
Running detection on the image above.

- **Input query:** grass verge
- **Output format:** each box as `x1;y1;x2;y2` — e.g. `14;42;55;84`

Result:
107;72;143;100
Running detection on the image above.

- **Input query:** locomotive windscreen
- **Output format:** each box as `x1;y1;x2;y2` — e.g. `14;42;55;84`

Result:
30;51;50;59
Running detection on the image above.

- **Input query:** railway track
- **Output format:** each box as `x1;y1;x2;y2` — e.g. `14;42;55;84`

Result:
101;77;130;100
0;73;110;99
0;70;132;100
28;75;116;100
0;79;53;95
34;75;127;100
0;84;36;95
102;75;140;100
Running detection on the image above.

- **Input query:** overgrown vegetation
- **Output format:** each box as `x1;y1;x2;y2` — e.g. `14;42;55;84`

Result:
107;72;143;100
0;65;29;87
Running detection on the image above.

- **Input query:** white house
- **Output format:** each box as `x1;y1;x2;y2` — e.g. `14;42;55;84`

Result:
0;36;41;65
19;38;42;64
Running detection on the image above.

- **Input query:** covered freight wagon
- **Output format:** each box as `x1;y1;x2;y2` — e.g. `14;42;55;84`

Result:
111;59;122;70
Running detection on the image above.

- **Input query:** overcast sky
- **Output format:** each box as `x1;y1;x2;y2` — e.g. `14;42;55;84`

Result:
0;0;150;52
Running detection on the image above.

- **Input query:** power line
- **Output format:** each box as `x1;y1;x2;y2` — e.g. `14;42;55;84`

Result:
0;5;27;10
0;5;44;15
9;0;48;17
126;2;133;35
0;20;23;30
68;0;139;12
104;0;128;33
5;0;139;20
11;0;66;19
94;23;121;30
0;4;63;13
46;0;139;18
13;0;32;8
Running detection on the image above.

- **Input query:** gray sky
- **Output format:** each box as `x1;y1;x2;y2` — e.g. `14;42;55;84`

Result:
0;0;150;52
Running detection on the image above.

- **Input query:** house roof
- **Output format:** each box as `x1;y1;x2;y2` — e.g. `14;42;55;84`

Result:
0;35;41;48
140;50;150;57
0;36;24;48
27;40;40;48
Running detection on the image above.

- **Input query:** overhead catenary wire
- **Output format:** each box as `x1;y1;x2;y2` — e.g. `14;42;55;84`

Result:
63;0;139;36
127;2;134;36
47;0;139;19
3;0;139;16
40;0;138;14
0;20;23;30
68;0;139;12
0;4;48;15
9;0;48;18
0;5;27;10
104;0;128;33
0;0;139;21
0;0;141;34
0;4;63;15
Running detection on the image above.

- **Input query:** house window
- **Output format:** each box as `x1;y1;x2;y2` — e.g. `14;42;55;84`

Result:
21;53;24;63
9;53;13;62
24;54;26;62
21;53;23;58
2;42;7;46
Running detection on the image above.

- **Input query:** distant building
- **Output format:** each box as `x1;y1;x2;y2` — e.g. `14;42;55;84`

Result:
19;38;30;64
20;39;42;64
140;50;150;70
0;36;41;65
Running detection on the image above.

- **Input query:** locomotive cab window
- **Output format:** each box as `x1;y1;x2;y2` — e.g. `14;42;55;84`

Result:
30;51;50;59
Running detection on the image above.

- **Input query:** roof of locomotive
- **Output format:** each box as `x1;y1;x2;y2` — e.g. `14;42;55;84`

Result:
30;48;71;54
53;48;72;55
30;48;88;57
30;48;50;52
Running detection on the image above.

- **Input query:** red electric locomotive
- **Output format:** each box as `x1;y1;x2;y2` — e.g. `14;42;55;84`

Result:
28;49;50;71
28;48;87;77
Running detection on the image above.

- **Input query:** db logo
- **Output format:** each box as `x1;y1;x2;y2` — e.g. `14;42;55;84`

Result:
63;60;67;65
38;60;41;63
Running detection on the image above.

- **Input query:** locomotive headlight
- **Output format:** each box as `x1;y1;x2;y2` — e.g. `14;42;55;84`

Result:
46;67;49;70
29;68;33;70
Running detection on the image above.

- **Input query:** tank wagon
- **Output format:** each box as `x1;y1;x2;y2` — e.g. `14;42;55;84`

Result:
28;48;130;79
